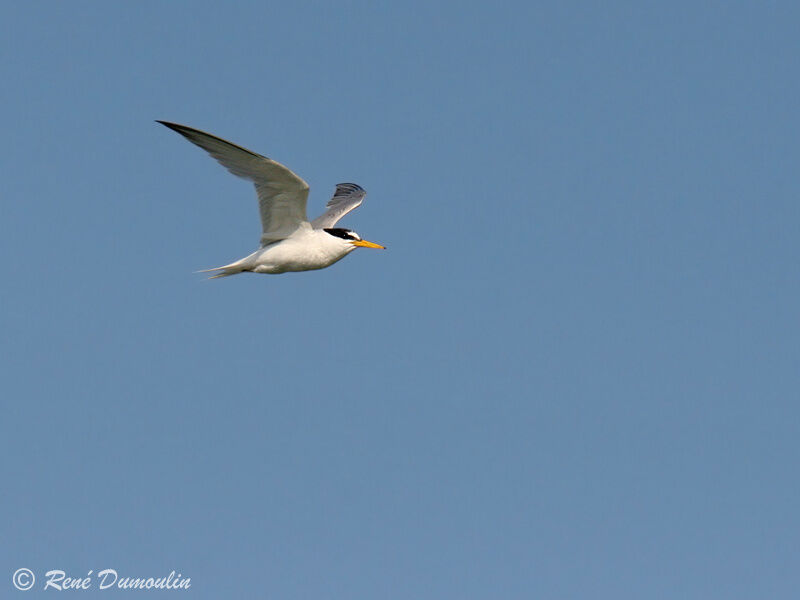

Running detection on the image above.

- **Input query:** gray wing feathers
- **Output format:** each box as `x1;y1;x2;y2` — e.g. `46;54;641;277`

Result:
311;183;367;228
158;121;310;243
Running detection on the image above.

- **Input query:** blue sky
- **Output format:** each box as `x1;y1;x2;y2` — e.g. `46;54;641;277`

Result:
2;1;799;598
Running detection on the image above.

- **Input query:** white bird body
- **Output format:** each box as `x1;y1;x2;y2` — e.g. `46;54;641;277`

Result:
220;223;358;274
158;121;384;277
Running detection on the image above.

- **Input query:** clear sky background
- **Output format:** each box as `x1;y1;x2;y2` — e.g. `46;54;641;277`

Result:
2;2;799;598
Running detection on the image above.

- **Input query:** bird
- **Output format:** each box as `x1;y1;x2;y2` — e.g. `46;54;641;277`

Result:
157;121;384;278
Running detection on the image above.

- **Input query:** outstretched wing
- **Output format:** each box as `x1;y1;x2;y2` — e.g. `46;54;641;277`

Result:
311;183;367;229
158;121;310;244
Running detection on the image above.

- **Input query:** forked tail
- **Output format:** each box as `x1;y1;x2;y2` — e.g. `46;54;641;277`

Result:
195;259;249;279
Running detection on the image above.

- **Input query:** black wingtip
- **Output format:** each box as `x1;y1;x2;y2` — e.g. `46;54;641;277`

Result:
157;121;198;140
156;120;181;131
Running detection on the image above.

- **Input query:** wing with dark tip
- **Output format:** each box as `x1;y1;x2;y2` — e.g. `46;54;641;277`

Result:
311;183;367;229
158;121;310;244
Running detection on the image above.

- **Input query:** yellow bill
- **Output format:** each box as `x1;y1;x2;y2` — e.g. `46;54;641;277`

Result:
351;239;386;249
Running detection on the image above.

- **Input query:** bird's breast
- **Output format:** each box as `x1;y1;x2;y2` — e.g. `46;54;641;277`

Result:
252;236;351;273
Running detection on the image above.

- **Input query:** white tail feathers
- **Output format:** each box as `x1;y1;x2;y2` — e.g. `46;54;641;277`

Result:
195;261;248;279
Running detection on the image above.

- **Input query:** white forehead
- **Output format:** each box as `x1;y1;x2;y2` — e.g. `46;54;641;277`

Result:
349;231;361;241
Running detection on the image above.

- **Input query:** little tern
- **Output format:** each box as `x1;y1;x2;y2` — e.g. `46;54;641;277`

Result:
158;121;385;278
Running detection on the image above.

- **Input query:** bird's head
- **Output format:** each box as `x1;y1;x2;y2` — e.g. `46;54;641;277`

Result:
324;228;385;250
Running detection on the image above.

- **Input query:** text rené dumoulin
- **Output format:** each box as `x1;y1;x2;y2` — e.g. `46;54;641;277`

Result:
43;569;190;591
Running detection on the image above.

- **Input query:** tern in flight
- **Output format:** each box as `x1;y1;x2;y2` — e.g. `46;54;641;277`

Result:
158;121;385;278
